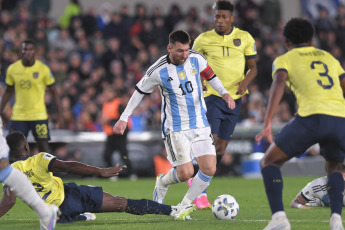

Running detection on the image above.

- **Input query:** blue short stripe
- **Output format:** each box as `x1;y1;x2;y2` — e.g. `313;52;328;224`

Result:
0;165;13;182
172;168;180;183
197;170;212;183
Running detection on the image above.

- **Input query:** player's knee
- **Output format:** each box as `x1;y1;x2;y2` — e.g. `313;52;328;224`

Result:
177;169;194;182
199;164;216;177
260;157;269;169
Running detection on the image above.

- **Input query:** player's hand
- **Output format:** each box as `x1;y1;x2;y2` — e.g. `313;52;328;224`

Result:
113;120;127;135
290;200;312;209
235;80;248;95
100;163;127;178
255;124;273;144
222;93;236;109
202;82;207;91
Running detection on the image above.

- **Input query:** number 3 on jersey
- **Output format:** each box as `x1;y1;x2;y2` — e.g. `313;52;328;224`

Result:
311;61;334;89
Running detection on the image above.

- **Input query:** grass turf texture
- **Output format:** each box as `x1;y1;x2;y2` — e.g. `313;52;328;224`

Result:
0;176;334;229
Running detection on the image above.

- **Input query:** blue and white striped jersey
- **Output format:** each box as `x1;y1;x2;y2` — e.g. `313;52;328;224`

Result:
136;51;211;137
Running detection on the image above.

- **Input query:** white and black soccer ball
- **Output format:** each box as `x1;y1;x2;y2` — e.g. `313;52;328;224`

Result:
212;194;239;220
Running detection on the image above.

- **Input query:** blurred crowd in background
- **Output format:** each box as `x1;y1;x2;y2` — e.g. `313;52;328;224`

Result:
0;0;344;134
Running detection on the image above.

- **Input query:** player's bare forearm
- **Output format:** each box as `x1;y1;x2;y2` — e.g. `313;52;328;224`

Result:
0;188;16;218
263;72;287;125
236;59;257;95
255;71;287;144
48;86;64;128
0;86;13;116
290;194;311;209
51;159;126;177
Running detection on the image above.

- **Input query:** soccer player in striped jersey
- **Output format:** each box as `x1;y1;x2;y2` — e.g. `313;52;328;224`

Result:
256;18;345;230
0;118;59;230
113;30;235;209
191;0;257;209
290;174;345;209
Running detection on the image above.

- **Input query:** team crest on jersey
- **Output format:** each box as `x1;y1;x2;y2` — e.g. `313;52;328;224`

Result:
233;39;241;46
178;71;186;80
33;72;39;79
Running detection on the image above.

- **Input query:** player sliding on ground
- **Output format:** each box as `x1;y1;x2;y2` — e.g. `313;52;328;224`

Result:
290;174;345;209
0;131;196;223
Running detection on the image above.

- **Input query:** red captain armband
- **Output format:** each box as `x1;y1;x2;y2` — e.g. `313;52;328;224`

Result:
200;65;215;81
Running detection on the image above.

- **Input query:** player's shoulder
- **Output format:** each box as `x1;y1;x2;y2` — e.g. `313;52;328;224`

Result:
146;55;169;77
35;60;50;71
233;27;253;38
37;152;56;160
8;60;22;69
189;50;207;61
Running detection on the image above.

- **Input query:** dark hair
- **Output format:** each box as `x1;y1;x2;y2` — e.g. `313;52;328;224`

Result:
22;39;36;47
169;30;190;45
212;1;234;12
6;131;26;157
283;18;314;45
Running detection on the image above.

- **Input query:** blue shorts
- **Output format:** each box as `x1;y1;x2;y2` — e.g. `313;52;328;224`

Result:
205;95;242;141
10;120;50;141
58;182;103;223
275;114;345;162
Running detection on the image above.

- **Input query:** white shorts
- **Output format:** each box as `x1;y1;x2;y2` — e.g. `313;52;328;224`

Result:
164;127;216;167
0;135;9;159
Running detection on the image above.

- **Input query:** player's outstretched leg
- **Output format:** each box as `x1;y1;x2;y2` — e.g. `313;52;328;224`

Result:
124;198;196;220
187;177;211;210
170;204;197;220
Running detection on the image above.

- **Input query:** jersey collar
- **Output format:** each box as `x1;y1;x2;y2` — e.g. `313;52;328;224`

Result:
12;155;30;163
214;26;234;36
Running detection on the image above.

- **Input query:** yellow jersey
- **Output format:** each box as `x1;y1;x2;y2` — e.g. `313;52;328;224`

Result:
193;27;257;99
272;46;345;118
11;152;65;206
5;60;55;121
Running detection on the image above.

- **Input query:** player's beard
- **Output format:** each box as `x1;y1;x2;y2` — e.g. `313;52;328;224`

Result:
172;56;186;65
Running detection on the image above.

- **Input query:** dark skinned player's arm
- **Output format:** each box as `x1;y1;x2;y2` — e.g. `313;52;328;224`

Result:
0;187;16;218
0;86;14;119
50;159;126;178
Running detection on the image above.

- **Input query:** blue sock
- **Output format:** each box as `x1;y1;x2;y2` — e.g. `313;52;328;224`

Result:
327;172;344;215
261;165;284;214
125;199;171;215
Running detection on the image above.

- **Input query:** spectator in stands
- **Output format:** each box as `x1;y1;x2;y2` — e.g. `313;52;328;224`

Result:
59;0;82;29
102;87;136;180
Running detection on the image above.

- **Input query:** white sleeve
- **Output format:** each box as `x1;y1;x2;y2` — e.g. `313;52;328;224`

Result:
119;90;145;122
120;65;161;122
208;76;228;96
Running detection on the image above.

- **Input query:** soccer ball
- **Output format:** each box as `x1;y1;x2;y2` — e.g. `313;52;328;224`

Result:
212;194;239;220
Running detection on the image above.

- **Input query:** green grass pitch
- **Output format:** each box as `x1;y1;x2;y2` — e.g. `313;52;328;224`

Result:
0;176;334;229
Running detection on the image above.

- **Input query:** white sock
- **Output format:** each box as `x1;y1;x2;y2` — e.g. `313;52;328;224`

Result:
160;168;180;187
3;167;50;219
272;211;286;219
180;170;212;205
